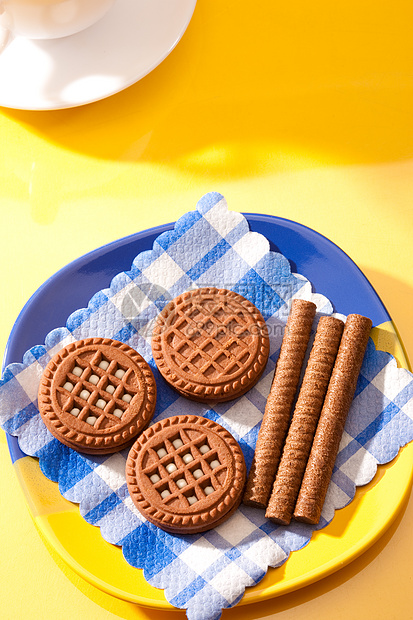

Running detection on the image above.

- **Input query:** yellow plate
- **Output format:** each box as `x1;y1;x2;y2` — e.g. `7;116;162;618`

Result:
9;320;413;608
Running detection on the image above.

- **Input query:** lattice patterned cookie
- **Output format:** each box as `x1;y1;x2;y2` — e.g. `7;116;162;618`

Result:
38;338;156;454
126;415;247;533
151;288;270;402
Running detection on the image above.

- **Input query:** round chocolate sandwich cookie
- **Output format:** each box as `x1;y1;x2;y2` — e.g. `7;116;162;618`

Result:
151;288;269;402
126;415;247;534
38;338;156;455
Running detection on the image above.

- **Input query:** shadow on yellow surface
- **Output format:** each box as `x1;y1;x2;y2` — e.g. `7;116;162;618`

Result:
3;0;413;171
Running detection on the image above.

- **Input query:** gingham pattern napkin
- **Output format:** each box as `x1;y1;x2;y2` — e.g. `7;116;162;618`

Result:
1;193;413;620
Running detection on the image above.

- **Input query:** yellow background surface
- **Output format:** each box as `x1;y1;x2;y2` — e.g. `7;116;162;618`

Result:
1;1;412;619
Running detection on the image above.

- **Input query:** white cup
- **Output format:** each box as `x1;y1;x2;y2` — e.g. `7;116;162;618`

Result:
0;0;116;41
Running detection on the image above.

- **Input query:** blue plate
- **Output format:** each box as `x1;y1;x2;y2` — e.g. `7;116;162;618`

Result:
3;213;390;463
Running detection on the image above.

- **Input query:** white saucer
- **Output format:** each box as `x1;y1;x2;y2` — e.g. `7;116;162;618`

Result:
0;0;197;110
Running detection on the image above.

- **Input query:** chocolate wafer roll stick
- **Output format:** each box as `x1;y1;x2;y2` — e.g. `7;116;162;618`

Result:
294;314;372;525
243;299;317;508
265;316;344;525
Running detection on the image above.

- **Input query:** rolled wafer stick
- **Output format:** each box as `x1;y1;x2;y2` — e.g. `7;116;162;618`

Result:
265;316;344;525
293;314;372;525
243;299;317;508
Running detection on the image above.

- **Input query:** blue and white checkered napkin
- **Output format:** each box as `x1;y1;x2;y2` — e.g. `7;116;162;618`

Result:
1;192;413;620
